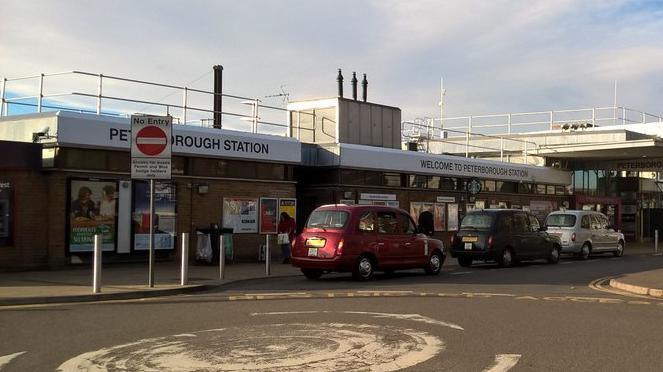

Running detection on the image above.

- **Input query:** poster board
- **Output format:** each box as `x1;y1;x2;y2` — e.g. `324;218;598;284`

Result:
447;203;459;231
68;179;117;252
133;181;176;250
278;198;297;224
259;197;278;234
223;197;258;233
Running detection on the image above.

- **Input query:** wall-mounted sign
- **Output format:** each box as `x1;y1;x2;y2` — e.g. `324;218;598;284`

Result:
466;179;482;195
68;179;117;252
436;196;455;203
360;193;397;201
259;197;278;234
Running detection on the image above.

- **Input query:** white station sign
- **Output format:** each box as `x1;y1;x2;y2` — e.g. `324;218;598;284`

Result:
131;115;172;179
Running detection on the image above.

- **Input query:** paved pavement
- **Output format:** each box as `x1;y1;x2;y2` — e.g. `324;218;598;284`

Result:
0;260;300;305
0;242;661;306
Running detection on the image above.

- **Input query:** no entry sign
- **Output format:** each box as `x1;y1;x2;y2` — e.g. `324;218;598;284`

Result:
131;115;172;179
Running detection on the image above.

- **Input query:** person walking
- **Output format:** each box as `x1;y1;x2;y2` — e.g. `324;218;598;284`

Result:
277;212;296;264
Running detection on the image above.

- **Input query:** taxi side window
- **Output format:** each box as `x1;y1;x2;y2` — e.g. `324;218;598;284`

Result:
528;214;541;232
590;214;602;229
398;212;417;234
581;215;591;229
358;212;375;232
512;213;529;233
498;214;513;233
376;211;399;234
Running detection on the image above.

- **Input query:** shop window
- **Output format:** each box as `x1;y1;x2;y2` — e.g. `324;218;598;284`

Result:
547;185;555;195
555;186;565;195
383;173;402;187
456;178;467;192
536;184;546;194
440;178;456;191
341;170;365;185
498;181;518;193
518;183;534;194
483;180;496;192
364;171;382;186
59;148;108;171
427;176;440;189
409;175;427;188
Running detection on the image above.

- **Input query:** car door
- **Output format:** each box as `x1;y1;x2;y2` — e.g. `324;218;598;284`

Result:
398;212;426;266
590;213;607;250
599;214;620;250
527;213;550;258
511;212;530;258
375;210;401;267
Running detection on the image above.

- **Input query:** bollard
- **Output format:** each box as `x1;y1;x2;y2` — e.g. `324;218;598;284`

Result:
219;234;226;280
93;234;102;294
656;230;659;254
265;234;271;276
181;232;189;286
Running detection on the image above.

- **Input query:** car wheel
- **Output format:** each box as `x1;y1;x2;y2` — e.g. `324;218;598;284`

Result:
579;243;591;260
613;241;625;257
547;245;561;264
498;248;514;268
301;268;323;280
457;256;473;267
352;255;374;281
425;252;443;275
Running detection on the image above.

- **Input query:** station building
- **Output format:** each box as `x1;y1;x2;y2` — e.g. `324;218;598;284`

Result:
0;71;659;270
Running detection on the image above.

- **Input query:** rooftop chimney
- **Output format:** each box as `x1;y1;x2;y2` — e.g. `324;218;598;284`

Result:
337;69;344;98
213;65;223;129
351;72;358;100
361;73;368;102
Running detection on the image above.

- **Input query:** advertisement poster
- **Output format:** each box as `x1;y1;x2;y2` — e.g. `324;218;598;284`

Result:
410;202;436;229
259;197;278;234
278;198;297;223
447;204;459;231
133;181;177;250
433;203;446;231
223;198;258;233
69;179;117;252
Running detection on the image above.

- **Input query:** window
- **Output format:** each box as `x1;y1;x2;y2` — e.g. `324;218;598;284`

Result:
383;173;402;187
546;214;576;227
460;213;493;229
358;212;375;232
590;214;602;229
498;214;513;233
377;211;399;234
398;213;416;234
483;180;496;192
440;178;456;191
581;215;591;229
512;213;529;233
409;175;427;188
427;176;440;189
528;214;541;232
536;185;546;194
546;185;555;195
306;210;349;229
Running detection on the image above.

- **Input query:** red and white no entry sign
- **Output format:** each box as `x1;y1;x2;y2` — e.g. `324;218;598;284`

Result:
136;126;168;156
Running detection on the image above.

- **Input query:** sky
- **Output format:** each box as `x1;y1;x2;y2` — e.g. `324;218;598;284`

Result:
1;0;662;125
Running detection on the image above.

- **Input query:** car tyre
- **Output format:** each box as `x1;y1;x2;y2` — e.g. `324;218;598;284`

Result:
352;255;375;281
301;268;323;280
547;245;561;264
613;241;625;257
497;247;515;268
424;252;444;275
579;243;591;260
457;256;473;268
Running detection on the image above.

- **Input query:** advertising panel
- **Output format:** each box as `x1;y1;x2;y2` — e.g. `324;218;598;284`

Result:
259;197;278;234
433;203;446;231
223;198;258;233
68;179;117;252
447;203;459;231
133;181;177;250
278;198;297;223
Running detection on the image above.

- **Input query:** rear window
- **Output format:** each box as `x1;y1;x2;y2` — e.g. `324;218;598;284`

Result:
306;210;349;229
546;214;576;227
460;213;494;229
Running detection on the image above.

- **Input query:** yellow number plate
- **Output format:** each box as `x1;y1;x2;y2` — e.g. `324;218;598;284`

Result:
462;236;478;243
305;238;326;248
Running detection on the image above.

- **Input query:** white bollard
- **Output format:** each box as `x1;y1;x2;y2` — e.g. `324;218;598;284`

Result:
655;230;659;254
219;234;226;280
93;234;102;294
181;233;189;286
265;234;271;276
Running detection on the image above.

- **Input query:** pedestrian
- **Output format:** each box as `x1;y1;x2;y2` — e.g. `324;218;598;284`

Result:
418;210;434;236
277;212;296;264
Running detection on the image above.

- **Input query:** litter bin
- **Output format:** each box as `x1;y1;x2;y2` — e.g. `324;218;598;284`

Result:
195;228;213;264
221;228;234;263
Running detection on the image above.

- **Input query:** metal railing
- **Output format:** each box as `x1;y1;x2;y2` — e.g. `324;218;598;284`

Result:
402;118;539;165
1;70;291;136
430;107;663;136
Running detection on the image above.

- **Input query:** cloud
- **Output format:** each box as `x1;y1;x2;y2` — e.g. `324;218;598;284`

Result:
1;0;662;124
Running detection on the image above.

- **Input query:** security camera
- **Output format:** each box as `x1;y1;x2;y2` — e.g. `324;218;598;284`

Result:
32;126;51;143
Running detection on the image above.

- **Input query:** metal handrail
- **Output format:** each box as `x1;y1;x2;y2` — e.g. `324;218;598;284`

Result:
1;70;290;136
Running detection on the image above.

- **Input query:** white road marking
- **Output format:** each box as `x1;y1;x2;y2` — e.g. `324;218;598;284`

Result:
251;311;464;330
57;323;444;372
450;271;473;275
244;292;308;296
0;352;26;369
483;354;522;372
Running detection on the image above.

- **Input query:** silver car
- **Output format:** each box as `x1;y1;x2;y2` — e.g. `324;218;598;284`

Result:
544;210;625;259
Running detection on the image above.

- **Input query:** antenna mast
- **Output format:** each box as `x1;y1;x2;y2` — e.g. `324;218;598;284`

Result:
438;77;446;130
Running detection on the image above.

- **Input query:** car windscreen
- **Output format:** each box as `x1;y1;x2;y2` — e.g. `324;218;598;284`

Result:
545;214;576;227
460;213;493;229
306;210;349;229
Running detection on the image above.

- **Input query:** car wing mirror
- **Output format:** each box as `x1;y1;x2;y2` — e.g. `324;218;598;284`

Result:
539;226;547;232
